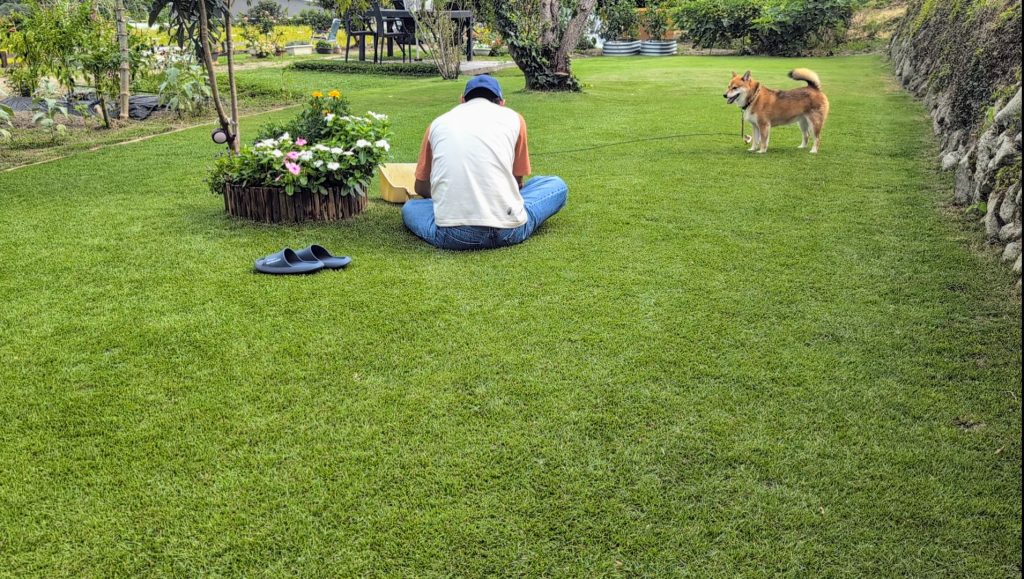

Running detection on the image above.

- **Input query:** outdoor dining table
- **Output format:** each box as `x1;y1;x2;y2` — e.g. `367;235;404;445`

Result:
357;9;475;62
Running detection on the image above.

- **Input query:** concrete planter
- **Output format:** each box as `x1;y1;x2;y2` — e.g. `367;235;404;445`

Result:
285;44;313;56
602;40;641;56
640;40;677;56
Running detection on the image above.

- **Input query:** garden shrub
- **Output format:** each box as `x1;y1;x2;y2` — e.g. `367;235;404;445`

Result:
601;0;640;40
674;0;857;55
289;60;439;77
254;90;351;144
210;92;392;197
296;8;334;34
641;2;672;40
749;0;856;55
673;0;760;49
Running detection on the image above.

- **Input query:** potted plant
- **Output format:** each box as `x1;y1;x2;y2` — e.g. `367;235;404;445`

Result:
600;0;640;56
315;40;334;54
640;3;677;56
209;91;393;224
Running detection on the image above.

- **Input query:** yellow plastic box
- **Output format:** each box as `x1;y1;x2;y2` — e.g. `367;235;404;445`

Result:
378;163;421;204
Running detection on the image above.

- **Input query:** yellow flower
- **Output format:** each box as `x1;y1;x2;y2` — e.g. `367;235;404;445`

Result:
328;90;341;98
311;91;323;98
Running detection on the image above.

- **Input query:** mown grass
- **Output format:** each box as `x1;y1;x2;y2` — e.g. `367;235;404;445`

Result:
0;55;1020;577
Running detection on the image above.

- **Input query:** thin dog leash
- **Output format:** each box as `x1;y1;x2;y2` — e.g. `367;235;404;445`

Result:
533;131;736;157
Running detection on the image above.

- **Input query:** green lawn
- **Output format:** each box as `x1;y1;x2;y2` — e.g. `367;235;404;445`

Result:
0;55;1020;577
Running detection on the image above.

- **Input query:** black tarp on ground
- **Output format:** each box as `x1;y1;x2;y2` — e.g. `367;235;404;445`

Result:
0;94;166;120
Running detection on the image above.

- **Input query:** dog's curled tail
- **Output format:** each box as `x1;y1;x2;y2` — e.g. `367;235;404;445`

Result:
789;68;822;90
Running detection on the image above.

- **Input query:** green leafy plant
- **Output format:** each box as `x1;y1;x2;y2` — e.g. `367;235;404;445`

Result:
158;64;212;117
32;97;68;141
601;0;639;40
255;89;350;143
642;3;672;40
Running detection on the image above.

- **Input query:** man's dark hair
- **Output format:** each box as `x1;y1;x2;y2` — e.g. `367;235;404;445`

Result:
465;87;502;104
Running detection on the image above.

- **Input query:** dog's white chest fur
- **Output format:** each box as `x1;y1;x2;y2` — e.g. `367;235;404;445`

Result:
743;109;758;124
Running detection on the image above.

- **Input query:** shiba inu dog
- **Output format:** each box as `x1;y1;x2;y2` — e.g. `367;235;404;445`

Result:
724;69;830;154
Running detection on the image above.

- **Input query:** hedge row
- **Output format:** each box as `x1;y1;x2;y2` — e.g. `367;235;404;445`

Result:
289;60;439;77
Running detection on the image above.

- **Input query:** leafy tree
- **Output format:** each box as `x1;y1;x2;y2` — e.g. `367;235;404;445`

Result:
481;0;599;91
296;8;334;34
243;0;283;35
601;0;638;40
148;0;241;151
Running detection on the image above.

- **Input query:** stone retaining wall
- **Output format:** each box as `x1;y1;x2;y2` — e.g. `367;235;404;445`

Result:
889;0;1022;284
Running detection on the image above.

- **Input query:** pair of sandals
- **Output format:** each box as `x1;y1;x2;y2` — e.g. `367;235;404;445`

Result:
255;244;352;275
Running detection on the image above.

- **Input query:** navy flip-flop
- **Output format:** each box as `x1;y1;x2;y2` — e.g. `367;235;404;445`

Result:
294;244;352;270
254;248;324;275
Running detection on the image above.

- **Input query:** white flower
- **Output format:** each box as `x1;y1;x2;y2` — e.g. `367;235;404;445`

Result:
324;113;335;123
299;151;314;161
279;132;291;141
330;147;344;155
271;149;283;158
314;144;330;151
327;162;340;171
374;139;391;152
342;151;354;156
355;139;371;148
313;160;324;168
255;139;276;148
368;111;388;121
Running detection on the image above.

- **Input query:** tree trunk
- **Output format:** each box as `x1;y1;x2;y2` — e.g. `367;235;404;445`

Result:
224;1;240;153
98;93;111;128
493;0;597;92
197;0;232;141
114;0;130;120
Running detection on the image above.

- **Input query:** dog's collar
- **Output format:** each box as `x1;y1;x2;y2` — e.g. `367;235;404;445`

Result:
741;84;761;110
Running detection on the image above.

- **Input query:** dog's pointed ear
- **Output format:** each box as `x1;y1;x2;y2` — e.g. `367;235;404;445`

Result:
742;70;751;81
731;70;737;77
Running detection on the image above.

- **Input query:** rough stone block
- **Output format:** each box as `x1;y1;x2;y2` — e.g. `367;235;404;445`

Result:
1003;241;1022;263
998;222;1022;243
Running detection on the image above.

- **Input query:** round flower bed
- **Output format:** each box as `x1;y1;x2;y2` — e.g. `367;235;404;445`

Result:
210;92;392;224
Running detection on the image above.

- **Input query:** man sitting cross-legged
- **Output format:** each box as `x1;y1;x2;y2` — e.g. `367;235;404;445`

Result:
402;75;568;250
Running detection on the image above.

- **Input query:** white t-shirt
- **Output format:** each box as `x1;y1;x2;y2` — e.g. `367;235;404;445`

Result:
415;99;532;228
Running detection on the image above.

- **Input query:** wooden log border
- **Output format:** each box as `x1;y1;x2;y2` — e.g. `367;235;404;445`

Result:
223;184;368;223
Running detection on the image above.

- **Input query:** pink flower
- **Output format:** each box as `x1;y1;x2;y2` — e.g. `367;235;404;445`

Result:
285;162;301;176
286;151;300;161
295;138;307;146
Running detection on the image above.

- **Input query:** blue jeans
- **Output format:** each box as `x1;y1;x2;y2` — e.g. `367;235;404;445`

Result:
402;176;568;250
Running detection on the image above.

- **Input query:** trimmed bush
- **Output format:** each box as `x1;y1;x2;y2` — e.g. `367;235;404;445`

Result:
289;60;439;77
674;0;857;55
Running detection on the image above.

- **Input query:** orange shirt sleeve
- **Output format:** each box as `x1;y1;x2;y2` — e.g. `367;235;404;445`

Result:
414;126;433;182
513;115;531;177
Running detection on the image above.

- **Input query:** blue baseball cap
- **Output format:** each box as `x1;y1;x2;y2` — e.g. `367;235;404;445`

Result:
463;75;504;100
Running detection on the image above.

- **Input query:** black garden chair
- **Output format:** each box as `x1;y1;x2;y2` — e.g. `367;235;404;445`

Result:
344;10;377;62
